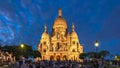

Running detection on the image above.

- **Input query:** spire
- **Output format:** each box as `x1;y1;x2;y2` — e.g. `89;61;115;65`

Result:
72;23;75;32
58;8;62;17
67;32;70;36
44;25;47;32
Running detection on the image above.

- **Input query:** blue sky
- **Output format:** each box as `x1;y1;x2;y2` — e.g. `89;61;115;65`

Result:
0;0;120;55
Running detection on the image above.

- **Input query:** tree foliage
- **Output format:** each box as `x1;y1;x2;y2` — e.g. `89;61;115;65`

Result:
79;50;110;60
79;53;87;59
32;50;41;58
115;55;120;61
99;50;110;59
0;43;41;60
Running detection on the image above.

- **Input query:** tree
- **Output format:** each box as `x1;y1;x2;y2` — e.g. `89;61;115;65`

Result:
1;43;34;59
87;52;96;58
0;43;41;60
115;55;120;61
86;52;102;60
18;43;33;58
32;50;41;58
99;50;110;59
79;53;87;59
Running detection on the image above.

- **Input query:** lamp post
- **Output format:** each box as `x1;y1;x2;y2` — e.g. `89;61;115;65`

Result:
94;40;99;60
94;40;99;52
20;43;25;57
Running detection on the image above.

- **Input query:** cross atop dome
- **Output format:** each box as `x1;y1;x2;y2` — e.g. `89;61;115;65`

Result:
58;8;62;17
72;23;75;32
44;24;47;32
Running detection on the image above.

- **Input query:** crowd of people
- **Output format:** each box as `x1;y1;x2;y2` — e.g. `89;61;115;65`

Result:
0;59;120;68
0;51;120;68
2;59;119;68
12;60;80;68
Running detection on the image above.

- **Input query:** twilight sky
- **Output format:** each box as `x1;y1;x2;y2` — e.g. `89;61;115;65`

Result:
0;0;120;54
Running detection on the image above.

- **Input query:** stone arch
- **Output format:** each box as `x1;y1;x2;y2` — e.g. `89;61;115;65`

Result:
63;55;67;60
70;46;77;52
50;55;54;60
43;49;46;53
43;56;45;60
56;55;60;61
72;49;75;52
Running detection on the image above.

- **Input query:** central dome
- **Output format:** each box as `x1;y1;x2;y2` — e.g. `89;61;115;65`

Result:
53;8;67;29
53;17;67;29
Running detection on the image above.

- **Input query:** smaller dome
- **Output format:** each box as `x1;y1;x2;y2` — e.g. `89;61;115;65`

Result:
71;31;78;38
41;25;50;39
71;24;78;38
41;32;50;39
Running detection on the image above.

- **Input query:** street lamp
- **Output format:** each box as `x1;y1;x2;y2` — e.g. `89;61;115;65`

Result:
20;43;25;57
94;40;99;52
20;43;24;48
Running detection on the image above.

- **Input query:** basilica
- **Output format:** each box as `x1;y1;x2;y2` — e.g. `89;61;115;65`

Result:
38;8;83;61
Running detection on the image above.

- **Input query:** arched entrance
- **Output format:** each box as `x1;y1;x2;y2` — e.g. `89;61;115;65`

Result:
43;56;45;60
50;55;54;60
56;55;60;61
63;55;67;61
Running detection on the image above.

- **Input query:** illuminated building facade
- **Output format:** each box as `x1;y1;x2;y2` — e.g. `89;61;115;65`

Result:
38;8;83;61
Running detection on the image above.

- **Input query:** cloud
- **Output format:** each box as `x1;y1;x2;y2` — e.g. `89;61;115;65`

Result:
0;19;14;44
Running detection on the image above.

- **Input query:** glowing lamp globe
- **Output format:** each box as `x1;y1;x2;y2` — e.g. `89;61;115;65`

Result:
94;40;99;47
21;44;24;48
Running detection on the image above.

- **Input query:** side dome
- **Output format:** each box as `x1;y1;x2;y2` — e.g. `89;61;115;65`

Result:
71;32;78;38
41;32;50;39
71;31;78;38
41;25;50;39
71;24;78;38
53;8;67;29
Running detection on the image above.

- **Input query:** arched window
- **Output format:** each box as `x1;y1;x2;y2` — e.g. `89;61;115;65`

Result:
57;43;60;49
43;41;46;45
50;45;53;51
63;55;67;60
73;41;75;44
43;49;46;53
56;55;60;61
77;42;79;47
72;49;75;52
50;55;54;60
